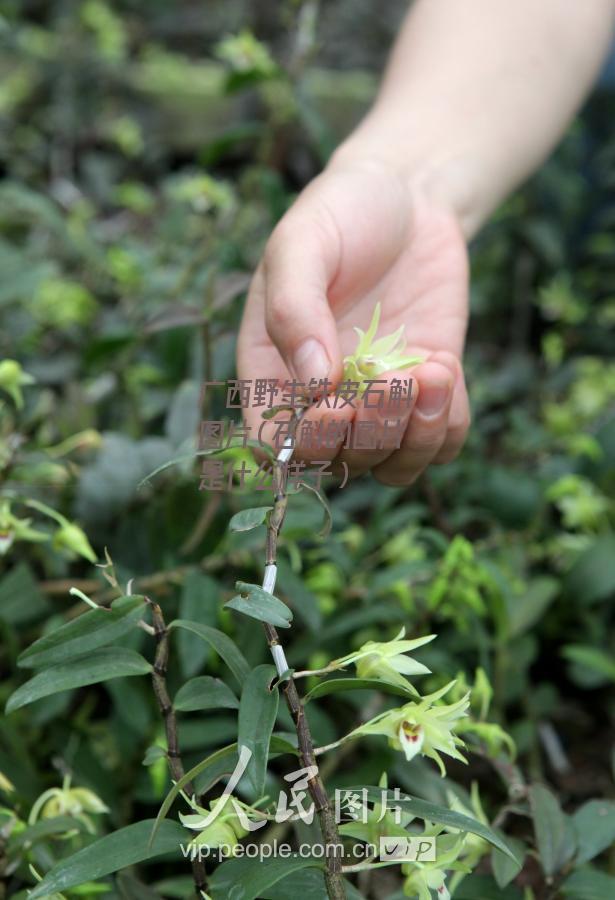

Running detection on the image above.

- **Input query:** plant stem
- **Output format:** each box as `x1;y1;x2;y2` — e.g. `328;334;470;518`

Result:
148;599;208;899
258;417;346;900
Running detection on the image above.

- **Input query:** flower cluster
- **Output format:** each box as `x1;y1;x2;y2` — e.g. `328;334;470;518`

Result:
29;777;108;836
328;628;470;776
179;792;265;857
342;303;423;391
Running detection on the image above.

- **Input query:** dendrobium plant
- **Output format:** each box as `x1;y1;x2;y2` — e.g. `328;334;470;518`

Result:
342;302;423;390
5;322;523;900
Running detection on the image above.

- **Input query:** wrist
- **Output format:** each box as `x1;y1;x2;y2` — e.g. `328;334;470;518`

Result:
327;115;488;240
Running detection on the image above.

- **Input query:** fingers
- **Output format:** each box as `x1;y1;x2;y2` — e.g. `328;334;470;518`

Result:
333;370;418;478
433;353;471;464
372;352;469;486
262;205;343;388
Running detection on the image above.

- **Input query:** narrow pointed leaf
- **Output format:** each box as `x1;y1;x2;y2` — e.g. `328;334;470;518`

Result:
304;677;416;703
28;819;187;898
6;647;152;712
349;787;521;863
18;596;145;669
209;854;323;900
9;816;88;851
238;665;279;797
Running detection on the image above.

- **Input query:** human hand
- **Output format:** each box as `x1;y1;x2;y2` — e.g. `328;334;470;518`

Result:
237;158;471;485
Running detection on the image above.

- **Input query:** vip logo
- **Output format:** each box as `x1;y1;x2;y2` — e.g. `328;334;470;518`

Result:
379;836;437;861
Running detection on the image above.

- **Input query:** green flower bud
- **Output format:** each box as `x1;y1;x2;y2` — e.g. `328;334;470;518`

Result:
0;359;35;409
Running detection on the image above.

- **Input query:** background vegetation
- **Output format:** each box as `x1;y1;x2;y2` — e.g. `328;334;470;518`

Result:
1;2;614;898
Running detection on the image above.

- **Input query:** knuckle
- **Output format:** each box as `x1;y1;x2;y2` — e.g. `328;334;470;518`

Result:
265;294;293;338
373;465;419;488
408;431;445;455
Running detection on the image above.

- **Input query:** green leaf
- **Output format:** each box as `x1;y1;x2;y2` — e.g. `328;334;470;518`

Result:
237;665;279;798
169;620;250;686
565;535;615;605
562;645;615;684
0;562;49;625
18;596;145;669
506;577;558;638
354;787;520;863
177;573;219;679
228;506;272;532
561;868;615;899
209;853;323;900
304;677;416;703
143;745;167;766
226;582;292;629
529;783;576;876
27;819;187;898
6;647;152;713
260;869;364;900
8;816;88;851
491;837;525;888
174;676;239;712
572;799;615;865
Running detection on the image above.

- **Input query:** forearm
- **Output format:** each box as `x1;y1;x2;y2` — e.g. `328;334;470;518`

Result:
331;0;615;237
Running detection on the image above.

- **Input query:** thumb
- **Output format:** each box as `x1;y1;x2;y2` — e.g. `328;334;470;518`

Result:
262;208;343;387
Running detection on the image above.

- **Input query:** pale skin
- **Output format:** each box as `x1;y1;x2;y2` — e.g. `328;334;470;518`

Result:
238;0;615;485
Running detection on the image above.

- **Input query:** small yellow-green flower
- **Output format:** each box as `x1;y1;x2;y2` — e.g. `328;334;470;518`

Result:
343;303;422;391
402;832;469;900
445;783;491;894
179;792;263;857
29;778;108;835
0;359;35;409
352;681;470;776
332;628;435;691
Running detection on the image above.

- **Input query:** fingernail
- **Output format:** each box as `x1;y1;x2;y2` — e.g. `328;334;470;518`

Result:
416;382;450;417
292;338;330;383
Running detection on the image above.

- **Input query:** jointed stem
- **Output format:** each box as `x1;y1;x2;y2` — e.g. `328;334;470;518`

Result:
259;418;346;900
148;600;208;899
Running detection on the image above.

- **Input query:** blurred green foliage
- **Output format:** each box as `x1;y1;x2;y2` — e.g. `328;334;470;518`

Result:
0;2;614;899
